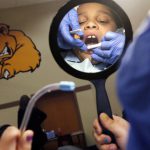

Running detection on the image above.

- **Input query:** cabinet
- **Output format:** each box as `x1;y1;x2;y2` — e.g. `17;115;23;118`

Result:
36;90;86;149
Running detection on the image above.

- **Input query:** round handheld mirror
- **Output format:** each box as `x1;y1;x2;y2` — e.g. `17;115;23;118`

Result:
49;0;133;144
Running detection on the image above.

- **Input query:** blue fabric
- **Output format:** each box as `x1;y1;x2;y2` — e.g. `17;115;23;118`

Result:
117;14;150;150
63;51;108;72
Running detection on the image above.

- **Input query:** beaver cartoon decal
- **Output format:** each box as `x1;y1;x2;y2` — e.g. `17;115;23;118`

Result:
0;24;41;79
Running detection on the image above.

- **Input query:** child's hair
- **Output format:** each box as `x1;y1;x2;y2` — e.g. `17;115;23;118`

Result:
110;8;123;28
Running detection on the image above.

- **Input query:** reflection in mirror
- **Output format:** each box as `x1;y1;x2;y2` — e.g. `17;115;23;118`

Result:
58;2;125;73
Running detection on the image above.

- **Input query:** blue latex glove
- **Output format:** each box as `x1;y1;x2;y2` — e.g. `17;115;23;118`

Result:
91;31;125;64
57;9;87;51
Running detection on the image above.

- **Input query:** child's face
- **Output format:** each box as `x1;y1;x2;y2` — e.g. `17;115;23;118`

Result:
74;3;117;63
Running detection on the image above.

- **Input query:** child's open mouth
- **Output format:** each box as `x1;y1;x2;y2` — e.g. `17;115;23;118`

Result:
85;34;99;45
84;34;99;54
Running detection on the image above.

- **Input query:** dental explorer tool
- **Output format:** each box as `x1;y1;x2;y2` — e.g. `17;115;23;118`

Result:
70;29;82;34
87;43;102;50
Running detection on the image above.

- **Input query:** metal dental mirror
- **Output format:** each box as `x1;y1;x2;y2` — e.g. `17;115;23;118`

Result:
49;0;133;145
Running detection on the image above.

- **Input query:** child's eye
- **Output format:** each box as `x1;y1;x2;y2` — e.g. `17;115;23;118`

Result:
98;20;109;24
97;15;110;24
79;21;86;24
78;16;87;25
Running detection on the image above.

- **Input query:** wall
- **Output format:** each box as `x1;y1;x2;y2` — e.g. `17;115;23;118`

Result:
0;0;149;146
0;0;97;145
114;0;150;31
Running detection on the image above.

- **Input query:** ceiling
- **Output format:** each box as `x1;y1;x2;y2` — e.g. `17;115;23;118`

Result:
0;0;56;9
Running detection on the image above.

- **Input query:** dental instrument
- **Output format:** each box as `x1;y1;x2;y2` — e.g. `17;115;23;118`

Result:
87;43;102;50
20;81;75;132
87;28;125;50
70;29;82;34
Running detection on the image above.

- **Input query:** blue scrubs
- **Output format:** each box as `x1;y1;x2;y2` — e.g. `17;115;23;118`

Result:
117;11;150;150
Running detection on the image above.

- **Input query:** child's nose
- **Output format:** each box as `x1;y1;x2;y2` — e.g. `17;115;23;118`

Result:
84;21;98;30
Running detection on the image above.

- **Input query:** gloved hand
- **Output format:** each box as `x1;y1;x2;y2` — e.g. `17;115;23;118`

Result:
91;31;125;64
57;8;87;51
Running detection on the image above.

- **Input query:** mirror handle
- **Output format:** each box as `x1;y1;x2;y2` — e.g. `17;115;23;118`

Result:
91;79;117;144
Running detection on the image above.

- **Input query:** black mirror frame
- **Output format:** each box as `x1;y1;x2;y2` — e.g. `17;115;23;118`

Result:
49;0;133;80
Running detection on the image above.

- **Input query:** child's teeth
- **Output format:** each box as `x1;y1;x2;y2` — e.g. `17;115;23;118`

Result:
88;36;92;38
87;35;96;39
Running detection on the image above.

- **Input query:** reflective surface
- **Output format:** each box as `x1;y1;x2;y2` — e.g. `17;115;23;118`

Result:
59;2;125;73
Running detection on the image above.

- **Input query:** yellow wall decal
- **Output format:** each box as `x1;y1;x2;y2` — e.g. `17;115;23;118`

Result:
0;24;41;79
